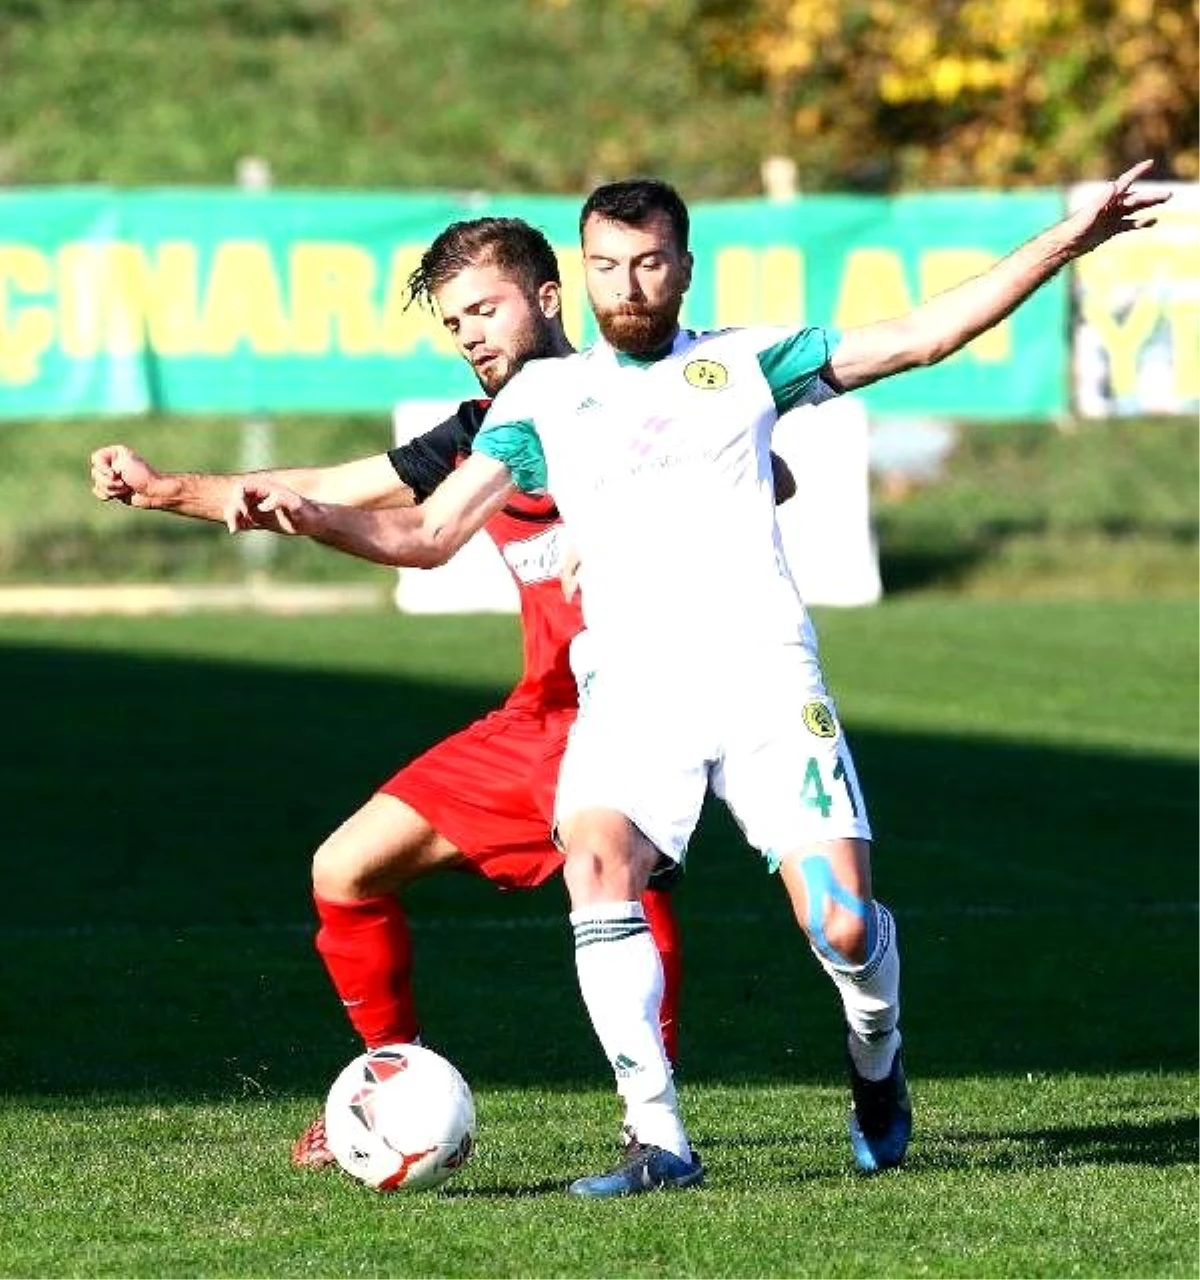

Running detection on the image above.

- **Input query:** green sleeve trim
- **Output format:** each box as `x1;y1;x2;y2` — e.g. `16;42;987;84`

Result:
757;327;839;414
472;419;548;494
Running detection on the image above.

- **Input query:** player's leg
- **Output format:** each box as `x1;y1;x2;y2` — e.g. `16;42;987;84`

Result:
321;703;691;1067
639;885;681;1064
324;703;681;1069
528;709;686;1065
293;791;463;1170
311;791;463;1049
776;836;890;1051
717;665;909;1173
560;808;702;1195
554;681;708;1197
321;706;562;1055
776;834;909;1173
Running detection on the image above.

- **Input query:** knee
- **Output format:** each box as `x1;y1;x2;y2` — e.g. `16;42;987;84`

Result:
561;810;656;904
814;910;871;967
312;835;363;900
311;796;442;901
562;841;617;903
783;846;875;968
312;831;402;901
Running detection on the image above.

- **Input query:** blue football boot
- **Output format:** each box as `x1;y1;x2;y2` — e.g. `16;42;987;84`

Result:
568;1140;705;1198
847;1047;912;1173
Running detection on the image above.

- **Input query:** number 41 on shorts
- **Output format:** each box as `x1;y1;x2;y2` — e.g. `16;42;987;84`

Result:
800;755;861;818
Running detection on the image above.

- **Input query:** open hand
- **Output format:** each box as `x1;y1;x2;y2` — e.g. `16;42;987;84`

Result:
1065;159;1172;256
224;478;311;535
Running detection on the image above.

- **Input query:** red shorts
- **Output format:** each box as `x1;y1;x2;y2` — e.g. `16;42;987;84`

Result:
379;704;575;890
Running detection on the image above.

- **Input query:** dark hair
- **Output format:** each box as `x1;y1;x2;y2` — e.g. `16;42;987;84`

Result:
405;216;560;311
579;178;690;252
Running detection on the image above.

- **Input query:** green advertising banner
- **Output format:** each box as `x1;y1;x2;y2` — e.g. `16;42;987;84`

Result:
0;187;1065;420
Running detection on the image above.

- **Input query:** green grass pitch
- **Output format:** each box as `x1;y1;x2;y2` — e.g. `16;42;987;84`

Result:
0;599;1195;1278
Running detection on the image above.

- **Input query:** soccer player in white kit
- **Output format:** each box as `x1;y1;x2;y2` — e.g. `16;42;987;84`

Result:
472;185;894;1196
226;163;1168;1196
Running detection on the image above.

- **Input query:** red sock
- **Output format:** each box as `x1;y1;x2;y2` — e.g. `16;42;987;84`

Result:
640;887;682;1064
313;892;419;1049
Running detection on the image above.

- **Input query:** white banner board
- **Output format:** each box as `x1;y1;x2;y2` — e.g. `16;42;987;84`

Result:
1071;181;1199;418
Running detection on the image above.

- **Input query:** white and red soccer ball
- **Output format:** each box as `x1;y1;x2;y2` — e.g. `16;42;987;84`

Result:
323;1043;476;1191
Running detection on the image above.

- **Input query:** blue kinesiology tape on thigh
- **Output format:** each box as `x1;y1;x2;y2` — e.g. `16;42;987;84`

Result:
797;854;876;968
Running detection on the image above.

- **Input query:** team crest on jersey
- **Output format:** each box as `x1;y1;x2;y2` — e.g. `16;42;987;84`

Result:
802;700;838;739
683;359;729;390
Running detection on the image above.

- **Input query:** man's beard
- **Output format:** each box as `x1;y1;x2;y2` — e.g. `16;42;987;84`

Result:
594;300;681;356
473;317;560;396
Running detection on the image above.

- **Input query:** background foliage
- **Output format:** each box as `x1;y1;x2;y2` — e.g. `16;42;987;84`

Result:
649;0;1200;189
1;0;1195;194
0;0;1195;599
0;0;766;194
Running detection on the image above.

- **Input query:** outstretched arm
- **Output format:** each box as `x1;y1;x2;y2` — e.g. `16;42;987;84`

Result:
89;446;416;520
828;159;1170;392
225;451;516;569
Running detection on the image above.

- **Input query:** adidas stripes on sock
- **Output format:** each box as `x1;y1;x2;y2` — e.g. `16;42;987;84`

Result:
570;901;690;1160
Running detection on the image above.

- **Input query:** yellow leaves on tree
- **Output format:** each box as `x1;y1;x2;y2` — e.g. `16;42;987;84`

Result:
694;0;1197;187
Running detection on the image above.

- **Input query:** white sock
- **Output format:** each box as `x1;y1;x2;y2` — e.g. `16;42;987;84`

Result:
814;901;902;1081
571;901;690;1160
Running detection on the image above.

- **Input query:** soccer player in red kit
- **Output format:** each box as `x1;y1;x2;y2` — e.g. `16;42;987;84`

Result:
90;217;685;1168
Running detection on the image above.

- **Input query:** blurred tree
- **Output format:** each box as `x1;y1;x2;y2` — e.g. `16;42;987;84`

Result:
581;0;1199;189
2;0;1194;192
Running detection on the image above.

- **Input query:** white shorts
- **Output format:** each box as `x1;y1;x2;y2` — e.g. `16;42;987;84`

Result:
555;642;872;867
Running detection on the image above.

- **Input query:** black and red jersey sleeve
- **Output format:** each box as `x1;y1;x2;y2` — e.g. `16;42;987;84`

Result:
385;399;491;502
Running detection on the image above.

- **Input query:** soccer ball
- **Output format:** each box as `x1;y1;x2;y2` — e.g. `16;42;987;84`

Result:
323;1043;476;1192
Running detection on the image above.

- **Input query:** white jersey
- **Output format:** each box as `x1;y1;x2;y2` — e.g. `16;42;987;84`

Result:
474;325;841;668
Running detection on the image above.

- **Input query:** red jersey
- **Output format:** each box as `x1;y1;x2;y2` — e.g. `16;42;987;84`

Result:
387;398;581;713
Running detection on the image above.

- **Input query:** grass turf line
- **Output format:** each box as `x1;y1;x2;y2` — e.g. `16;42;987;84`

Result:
0;601;1195;1278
